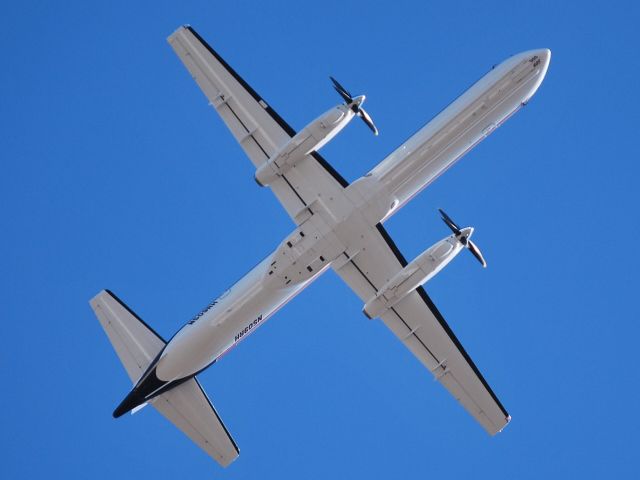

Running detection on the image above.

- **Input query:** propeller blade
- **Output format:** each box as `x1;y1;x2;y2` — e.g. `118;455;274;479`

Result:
330;77;378;135
438;208;462;235
358;108;379;136
330;76;353;103
334;86;352;104
467;239;487;268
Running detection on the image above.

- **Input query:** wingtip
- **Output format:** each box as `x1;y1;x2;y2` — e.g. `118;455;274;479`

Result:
168;24;192;42
89;289;109;306
499;415;512;433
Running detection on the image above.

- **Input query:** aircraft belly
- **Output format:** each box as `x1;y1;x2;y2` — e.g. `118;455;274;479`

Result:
155;257;309;382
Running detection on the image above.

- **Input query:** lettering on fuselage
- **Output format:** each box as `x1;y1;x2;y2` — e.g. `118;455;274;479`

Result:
187;299;218;325
234;314;263;342
186;289;233;325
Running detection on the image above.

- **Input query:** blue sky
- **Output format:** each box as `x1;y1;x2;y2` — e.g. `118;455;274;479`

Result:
2;1;639;478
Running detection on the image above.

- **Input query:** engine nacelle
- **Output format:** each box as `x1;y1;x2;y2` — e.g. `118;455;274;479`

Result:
255;104;355;186
363;235;465;319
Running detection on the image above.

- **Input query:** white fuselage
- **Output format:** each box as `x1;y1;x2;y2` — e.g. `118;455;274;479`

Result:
155;49;550;383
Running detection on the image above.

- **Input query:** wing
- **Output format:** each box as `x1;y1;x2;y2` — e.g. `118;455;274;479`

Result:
90;290;166;383
333;225;510;435
153;377;239;467
168;25;350;224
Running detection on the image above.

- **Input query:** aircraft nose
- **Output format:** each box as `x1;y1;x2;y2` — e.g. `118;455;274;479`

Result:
529;48;551;79
519;48;551;103
536;48;551;71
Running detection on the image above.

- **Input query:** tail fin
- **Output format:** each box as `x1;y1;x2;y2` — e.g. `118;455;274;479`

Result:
90;290;240;467
90;290;166;383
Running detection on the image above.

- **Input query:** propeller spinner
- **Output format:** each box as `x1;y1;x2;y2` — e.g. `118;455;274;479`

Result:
330;76;378;135
438;208;487;268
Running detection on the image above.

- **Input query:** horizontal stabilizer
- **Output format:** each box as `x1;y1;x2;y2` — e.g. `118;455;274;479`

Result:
153;377;239;467
90;290;166;383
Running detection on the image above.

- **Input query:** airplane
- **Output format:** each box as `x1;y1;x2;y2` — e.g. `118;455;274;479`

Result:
90;25;550;467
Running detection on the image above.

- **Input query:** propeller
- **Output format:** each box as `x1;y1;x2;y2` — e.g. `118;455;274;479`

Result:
438;208;487;268
330;76;378;135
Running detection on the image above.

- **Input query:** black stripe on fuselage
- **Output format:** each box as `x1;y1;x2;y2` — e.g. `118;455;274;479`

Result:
112;361;194;418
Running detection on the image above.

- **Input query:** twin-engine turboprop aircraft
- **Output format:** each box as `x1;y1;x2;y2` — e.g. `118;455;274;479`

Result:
90;25;550;467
